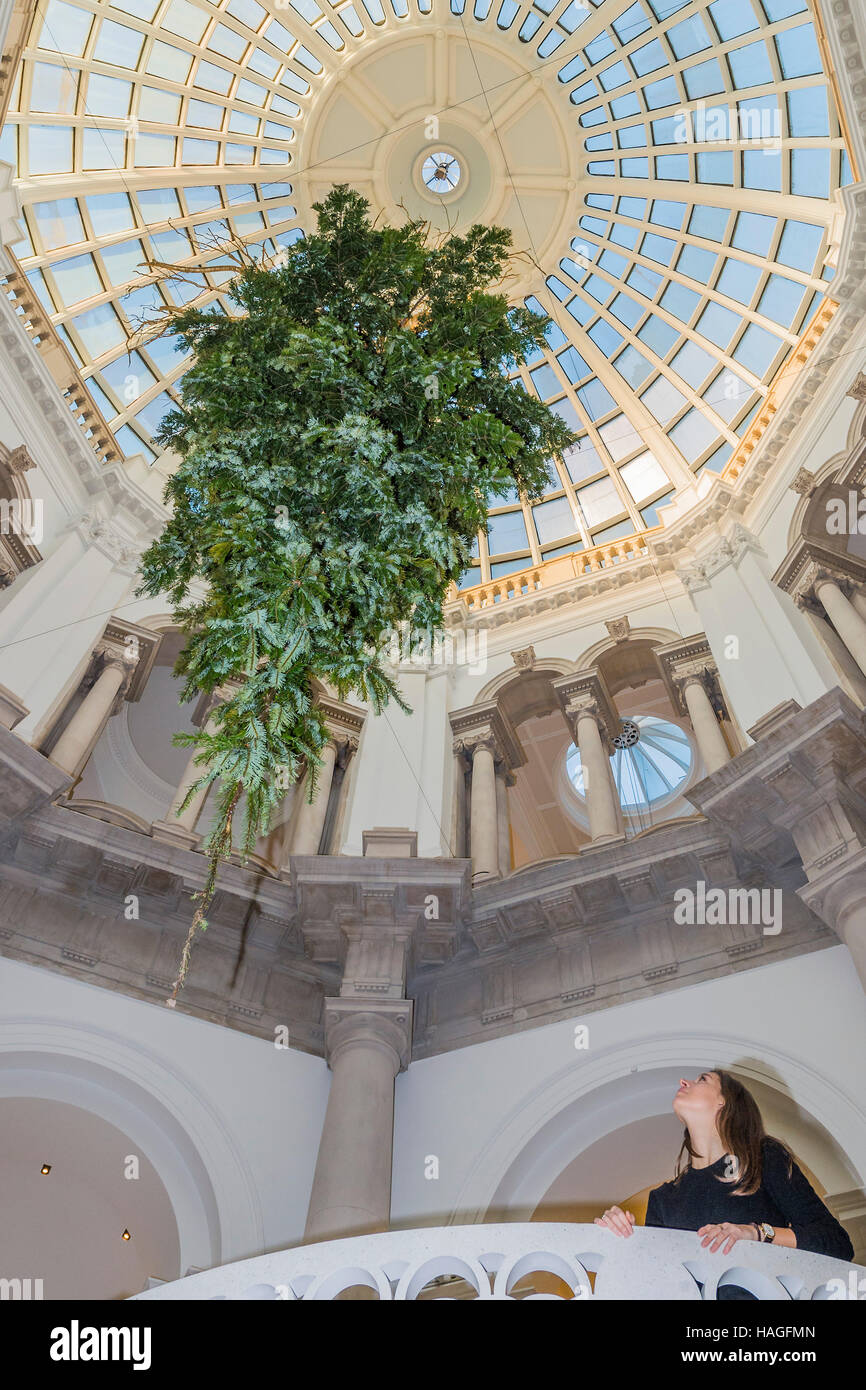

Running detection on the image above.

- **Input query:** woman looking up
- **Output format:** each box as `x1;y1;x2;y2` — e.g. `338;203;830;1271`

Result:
595;1070;853;1262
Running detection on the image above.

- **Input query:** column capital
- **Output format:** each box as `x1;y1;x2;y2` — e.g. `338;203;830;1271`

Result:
773;536;865;607
551;668;619;749
655;634;727;722
449;700;525;772
323;998;413;1074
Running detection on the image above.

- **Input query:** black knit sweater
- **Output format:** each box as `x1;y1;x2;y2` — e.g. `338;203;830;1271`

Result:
645;1139;853;1261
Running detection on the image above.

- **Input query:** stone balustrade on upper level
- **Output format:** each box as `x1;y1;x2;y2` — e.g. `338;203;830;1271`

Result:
131;1222;865;1302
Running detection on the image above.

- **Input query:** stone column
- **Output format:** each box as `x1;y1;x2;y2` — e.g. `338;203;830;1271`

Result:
573;702;620;842
814;577;866;678
152;701;221;848
468;736;500;880
495;762;513;876
852;588;866;623
291;739;337;856
304;1000;411;1243
49;650;129;777
681;675;731;775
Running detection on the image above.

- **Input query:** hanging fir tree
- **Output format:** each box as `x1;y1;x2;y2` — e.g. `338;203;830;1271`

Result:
137;185;576;1001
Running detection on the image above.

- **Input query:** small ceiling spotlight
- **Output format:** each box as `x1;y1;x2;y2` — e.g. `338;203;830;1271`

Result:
121;1229;131;1241
40;1164;52;1175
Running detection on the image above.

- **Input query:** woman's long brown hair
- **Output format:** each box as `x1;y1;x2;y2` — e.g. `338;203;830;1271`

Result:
674;1069;792;1196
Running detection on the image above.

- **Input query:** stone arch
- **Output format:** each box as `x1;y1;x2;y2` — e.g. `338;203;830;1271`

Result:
449;1033;866;1231
0;1017;264;1274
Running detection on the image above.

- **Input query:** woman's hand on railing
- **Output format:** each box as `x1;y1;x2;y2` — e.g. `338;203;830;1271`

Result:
698;1222;758;1254
594;1205;636;1238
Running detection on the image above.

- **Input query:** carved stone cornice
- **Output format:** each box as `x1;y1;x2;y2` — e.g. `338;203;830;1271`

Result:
773;535;866;604
449;700;526;772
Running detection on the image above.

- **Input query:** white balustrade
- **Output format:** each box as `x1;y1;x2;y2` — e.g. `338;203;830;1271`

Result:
130;1223;864;1302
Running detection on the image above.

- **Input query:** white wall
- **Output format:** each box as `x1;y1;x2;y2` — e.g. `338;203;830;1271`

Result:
0;956;329;1277
391;945;866;1229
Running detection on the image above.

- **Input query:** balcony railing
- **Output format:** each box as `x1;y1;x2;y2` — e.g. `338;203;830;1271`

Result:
131;1223;864;1301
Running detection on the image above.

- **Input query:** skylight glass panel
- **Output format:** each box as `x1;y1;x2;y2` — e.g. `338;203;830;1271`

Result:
660;281;699;323
87;73;133;116
709;0;759;41
100;239;146;285
209;24;250;61
598;413;642;459
728;39;773;87
487;510;529;553
578;475;621;525
164;0;209;41
655;154;688;179
620;451;669;500
696;302;742;348
731;211;775;255
195;60;235;95
38;0;93;57
761;0;807;16
83;128;126;169
643;75;679;109
775;23;822;79
666;14;711;59
733;323;784;375
641;375;687;423
72;302;126;356
716;258;762;303
614;344;653;388
647;0;690;19
775;220;823;272
94;20;145;69
518;9;540;37
688;204;729;241
609;93;641;119
33;198;84;250
610;292;644;328
612;4;650;44
51;252;103;306
756;273;803;327
787;86;829;137
630;40;667;77
588;318;625;354
28;125;74;174
85;192;133;236
696;152;733;185
670;339;716;388
142;330;191;372
628;262;663;298
669;407;719;462
134;132;177;166
638;314;678;356
559;0;592;33
791;147;830;197
31;62;78;112
676;243;716;281
642;231;676;265
584;33;615;65
227;0;266;25
743;149;781;190
188;98;224;128
533;496;578;544
111;0;159;18
100;351;157;400
683;59;725;100
650;199;686;229
138;187;182;222
147;42;194;82
707;369;752;420
231;111;260;134
138;87;182;121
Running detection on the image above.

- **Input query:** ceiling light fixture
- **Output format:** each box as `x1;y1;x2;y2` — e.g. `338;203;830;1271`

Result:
40;1164;51;1175
122;1229;131;1241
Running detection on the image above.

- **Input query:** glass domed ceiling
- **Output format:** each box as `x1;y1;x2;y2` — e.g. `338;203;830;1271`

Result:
1;0;852;584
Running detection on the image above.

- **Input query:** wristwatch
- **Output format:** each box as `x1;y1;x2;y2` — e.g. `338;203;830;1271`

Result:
755;1222;775;1243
